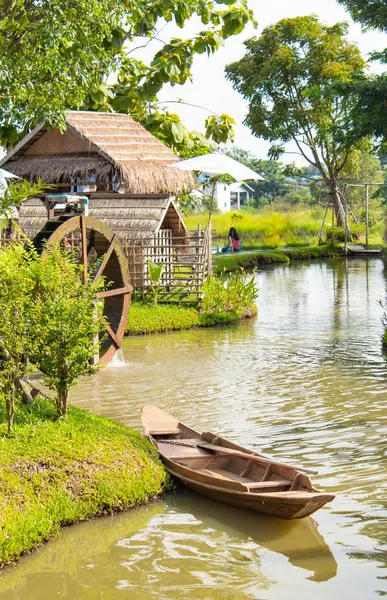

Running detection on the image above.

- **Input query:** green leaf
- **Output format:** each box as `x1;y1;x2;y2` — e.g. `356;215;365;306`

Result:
165;62;181;78
147;259;164;284
171;122;184;143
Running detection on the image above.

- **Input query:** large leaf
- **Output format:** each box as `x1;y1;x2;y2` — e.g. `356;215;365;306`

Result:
147;259;164;284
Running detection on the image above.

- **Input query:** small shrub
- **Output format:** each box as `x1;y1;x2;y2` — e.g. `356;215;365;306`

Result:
262;233;281;248
200;270;258;322
325;226;361;242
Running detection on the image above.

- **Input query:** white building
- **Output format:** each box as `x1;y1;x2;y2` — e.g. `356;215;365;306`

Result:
204;181;255;213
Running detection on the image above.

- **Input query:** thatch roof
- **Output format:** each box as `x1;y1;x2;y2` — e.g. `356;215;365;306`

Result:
18;195;188;241
0;111;194;194
89;196;187;240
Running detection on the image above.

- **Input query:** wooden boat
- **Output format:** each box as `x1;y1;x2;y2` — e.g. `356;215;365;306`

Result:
141;406;335;520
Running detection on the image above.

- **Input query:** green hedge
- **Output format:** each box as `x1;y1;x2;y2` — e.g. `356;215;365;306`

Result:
214;244;341;273
0;401;169;566
214;251;289;273
126;303;201;335
126;299;257;336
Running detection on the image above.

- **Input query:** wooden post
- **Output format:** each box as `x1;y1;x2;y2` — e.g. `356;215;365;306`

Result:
80;215;88;283
344;185;349;255
208;177;217;224
207;220;212;276
318;202;329;246
365;184;369;249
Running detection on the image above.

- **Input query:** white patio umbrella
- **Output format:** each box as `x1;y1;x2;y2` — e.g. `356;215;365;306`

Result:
0;169;20;184
0;168;20;189
169;153;264;219
0;169;20;223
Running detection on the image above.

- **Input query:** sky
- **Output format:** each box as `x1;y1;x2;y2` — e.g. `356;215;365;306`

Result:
135;0;387;164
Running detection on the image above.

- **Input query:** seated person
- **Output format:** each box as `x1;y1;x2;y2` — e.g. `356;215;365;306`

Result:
229;227;241;251
221;227;241;252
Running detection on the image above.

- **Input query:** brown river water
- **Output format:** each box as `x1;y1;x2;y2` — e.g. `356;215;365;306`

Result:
1;258;387;599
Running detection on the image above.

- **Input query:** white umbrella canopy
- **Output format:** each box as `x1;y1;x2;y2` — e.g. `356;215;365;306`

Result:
169;153;264;220
0;168;20;189
169;153;264;181
0;169;20;222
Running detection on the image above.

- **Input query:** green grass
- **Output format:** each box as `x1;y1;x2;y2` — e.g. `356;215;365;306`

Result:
126;303;201;334
214;250;290;273
214;244;342;273
186;206;384;248
126;297;258;336
0;400;169;567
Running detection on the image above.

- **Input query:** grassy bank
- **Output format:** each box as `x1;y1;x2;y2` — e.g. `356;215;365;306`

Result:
126;303;201;334
214;244;342;273
126;301;256;335
0;400;169;567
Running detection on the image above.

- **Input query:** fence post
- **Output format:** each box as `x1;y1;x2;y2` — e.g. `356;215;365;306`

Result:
344;185;349;254
365;184;369;249
207;221;212;276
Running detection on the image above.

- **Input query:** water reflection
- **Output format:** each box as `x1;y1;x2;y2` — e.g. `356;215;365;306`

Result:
1;258;387;598
0;489;337;600
168;488;338;583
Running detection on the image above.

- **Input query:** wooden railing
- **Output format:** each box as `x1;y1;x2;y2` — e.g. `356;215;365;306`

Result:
123;225;212;303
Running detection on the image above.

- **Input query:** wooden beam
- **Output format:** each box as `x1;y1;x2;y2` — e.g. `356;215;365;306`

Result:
80;216;88;283
93;235;117;283
104;324;120;348
96;285;133;299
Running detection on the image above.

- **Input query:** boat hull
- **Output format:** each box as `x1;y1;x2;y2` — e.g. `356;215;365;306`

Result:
164;458;331;520
141;405;335;520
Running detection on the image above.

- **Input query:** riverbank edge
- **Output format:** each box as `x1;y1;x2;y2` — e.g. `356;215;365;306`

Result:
125;245;339;336
126;301;257;336
213;243;342;273
0;400;170;568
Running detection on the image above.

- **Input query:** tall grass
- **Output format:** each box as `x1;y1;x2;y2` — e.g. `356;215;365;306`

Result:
185;206;384;248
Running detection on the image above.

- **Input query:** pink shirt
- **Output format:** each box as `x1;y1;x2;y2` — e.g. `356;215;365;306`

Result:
232;238;240;250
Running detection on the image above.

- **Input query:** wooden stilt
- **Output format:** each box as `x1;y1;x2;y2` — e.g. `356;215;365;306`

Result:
318;202;329;245
365;184;369;248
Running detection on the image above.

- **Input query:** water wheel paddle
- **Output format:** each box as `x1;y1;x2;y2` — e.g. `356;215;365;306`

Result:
34;216;132;365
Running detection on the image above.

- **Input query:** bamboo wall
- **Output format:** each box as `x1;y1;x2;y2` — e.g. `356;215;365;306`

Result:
124;225;212;303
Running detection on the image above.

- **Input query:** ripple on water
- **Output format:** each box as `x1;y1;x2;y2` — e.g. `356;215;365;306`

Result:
1;258;387;599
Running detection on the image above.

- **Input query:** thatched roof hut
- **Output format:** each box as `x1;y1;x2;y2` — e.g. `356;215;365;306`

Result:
0;111;194;194
18;193;188;241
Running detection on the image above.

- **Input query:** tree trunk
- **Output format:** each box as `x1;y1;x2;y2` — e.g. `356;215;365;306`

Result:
5;385;14;434
57;388;68;418
329;183;344;227
14;376;34;405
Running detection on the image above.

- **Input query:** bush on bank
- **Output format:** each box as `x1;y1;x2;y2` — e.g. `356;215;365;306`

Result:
0;400;169;567
127;271;259;335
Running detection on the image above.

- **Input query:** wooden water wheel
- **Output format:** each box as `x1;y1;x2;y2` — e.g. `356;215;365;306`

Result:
34;216;132;365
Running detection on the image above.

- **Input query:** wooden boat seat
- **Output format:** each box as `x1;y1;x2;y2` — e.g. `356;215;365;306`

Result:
148;429;181;435
200;466;290;487
246;480;290;490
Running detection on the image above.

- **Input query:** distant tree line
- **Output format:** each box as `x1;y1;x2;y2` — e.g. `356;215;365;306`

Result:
224;147;386;213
